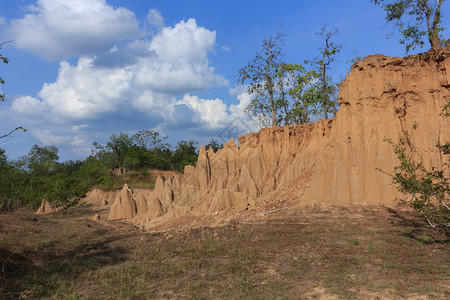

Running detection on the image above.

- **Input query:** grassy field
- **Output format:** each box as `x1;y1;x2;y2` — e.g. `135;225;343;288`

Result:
0;205;448;299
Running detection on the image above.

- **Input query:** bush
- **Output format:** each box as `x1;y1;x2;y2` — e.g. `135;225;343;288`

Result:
385;138;449;235
381;104;449;236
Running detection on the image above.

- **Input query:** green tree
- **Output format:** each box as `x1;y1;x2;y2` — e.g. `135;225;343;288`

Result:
91;141;115;169
372;0;447;52
0;145;117;211
76;156;115;190
27;145;60;177
383;138;449;235
0;149;30;211
0;149;15;210
205;139;223;152
132;129;170;153
274;63;301;125
380;104;450;235
93;130;175;171
238;32;285;128
46;157;115;208
14;145;61;208
238;33;320;127
132;129;172;169
106;132;133;171
279;64;320;125
173;140;198;171
305;26;341;119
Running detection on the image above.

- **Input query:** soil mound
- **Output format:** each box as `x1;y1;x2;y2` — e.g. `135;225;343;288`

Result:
36;199;55;214
81;188;118;206
107;48;449;230
108;183;165;222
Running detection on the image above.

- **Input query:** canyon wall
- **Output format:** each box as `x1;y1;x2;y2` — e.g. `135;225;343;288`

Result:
109;49;450;227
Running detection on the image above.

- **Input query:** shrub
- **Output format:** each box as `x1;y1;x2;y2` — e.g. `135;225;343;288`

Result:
381;104;449;236
385;138;449;235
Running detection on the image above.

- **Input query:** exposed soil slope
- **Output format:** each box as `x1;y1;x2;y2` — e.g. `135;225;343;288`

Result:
109;48;450;230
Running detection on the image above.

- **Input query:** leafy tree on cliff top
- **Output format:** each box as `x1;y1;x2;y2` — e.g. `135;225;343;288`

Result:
205;139;223;152
372;0;447;52
277;63;320;125
238;32;324;127
238;32;285;128
305;26;341;120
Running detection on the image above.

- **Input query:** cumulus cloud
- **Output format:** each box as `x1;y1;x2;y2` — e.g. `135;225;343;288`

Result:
147;9;164;30
133;90;175;118
7;6;253;158
32;129;90;157
177;94;229;129
11;17;229;124
135;18;228;93
33;129;76;146
93;39;155;68
11;96;47;116
228;86;252;115
168;103;200;130
6;0;141;60
36;57;134;121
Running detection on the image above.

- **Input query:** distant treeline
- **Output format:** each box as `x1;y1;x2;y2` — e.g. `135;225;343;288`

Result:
0;129;223;211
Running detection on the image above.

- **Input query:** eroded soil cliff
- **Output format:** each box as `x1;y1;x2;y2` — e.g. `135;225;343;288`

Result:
108;49;450;230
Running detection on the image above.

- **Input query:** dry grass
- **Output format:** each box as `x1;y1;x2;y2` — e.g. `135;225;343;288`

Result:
111;169;157;190
0;206;448;299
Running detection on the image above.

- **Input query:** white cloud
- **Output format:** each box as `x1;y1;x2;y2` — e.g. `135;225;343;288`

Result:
177;94;229;129
228;86;253;117
147;9;164;30
6;0;141;60
11;17;229;125
222;45;231;52
33;129;72;146
36;57;134;121
229;91;252;116
7;9;254;158
135;18;228;93
11;96;47;116
32;129;89;156
133;90;175;117
150;19;214;62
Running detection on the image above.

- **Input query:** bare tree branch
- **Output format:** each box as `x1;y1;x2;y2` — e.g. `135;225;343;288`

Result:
0;127;27;140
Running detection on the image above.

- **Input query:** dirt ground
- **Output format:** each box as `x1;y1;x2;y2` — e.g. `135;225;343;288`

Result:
0;202;449;299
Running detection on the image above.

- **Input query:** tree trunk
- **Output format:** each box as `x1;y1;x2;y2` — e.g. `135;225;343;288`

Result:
280;83;289;125
430;31;442;50
322;65;328;119
270;92;276;128
429;0;443;50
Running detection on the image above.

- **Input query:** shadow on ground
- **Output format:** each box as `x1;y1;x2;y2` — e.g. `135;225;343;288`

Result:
0;212;133;298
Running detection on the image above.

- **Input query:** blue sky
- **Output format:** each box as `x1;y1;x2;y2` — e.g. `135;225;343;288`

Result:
0;0;448;160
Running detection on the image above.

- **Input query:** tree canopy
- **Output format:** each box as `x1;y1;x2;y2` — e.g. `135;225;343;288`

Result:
238;30;341;128
305;27;341;119
372;0;447;52
238;32;285;128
